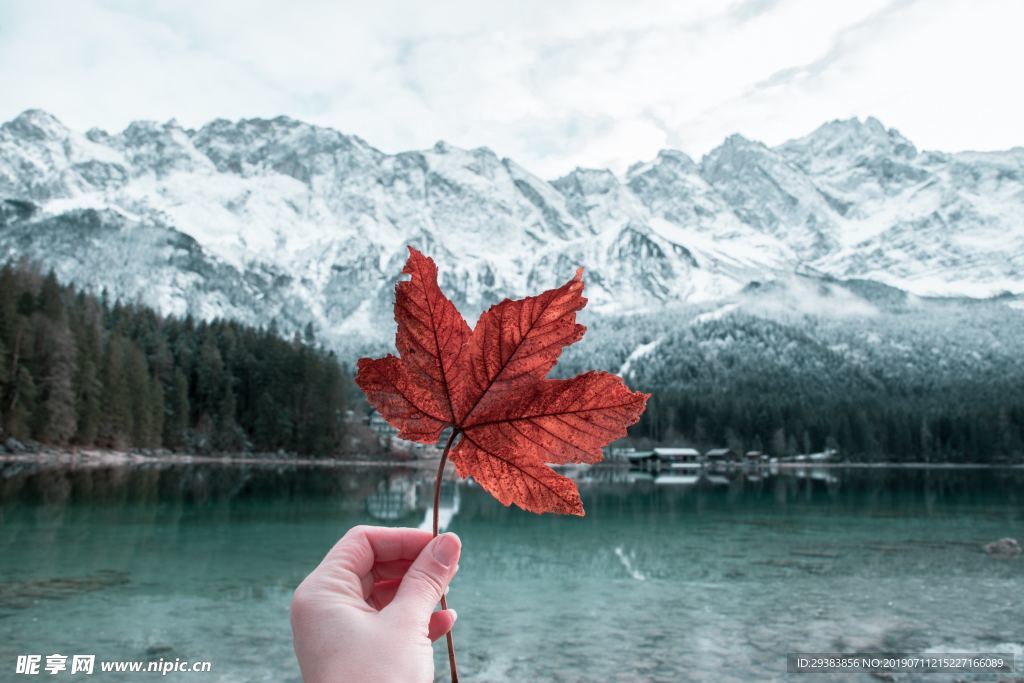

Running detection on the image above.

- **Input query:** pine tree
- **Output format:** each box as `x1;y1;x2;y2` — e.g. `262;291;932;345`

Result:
72;316;102;445
31;315;78;444
3;317;35;440
148;373;165;448
0;265;18;353
195;334;224;428
214;379;240;451
37;270;65;323
98;335;131;448
0;338;8;401
166;368;190;448
6;364;37;439
124;343;158;447
253;391;282;451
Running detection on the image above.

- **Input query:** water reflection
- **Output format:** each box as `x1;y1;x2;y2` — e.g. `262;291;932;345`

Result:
1;460;1022;682
362;474;460;531
364;474;420;522
2;461;1021;520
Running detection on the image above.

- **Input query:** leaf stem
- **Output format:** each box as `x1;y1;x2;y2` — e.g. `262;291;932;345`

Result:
434;428;460;683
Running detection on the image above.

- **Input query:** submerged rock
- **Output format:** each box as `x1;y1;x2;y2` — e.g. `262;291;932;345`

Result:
0;570;129;609
984;537;1021;558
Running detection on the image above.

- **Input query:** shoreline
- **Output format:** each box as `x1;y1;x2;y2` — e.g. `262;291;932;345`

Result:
0;449;1021;470
0;449;442;470
771;461;1024;469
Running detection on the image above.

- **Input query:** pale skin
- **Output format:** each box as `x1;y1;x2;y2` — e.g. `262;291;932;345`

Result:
291;526;461;683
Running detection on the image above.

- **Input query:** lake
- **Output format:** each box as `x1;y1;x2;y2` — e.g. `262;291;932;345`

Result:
1;461;1022;682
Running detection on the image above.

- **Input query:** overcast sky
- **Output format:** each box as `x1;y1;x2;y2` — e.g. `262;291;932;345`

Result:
1;0;1021;177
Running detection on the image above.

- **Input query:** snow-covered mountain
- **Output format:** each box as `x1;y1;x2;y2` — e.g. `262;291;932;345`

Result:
1;109;1022;350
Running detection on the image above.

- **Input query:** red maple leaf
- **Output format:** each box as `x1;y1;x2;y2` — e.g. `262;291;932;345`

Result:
356;247;650;516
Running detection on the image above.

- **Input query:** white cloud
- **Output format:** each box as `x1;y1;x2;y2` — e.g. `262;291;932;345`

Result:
1;0;1020;177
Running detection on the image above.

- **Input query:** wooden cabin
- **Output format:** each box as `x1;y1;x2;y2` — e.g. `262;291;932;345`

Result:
653;447;701;465
654;447;701;474
704;448;737;464
625;450;657;471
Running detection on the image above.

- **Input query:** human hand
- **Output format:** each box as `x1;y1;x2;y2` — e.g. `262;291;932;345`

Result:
291;525;461;683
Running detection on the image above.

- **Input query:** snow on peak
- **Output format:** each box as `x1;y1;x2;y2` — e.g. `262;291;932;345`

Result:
781;116;917;162
0;109;1022;352
3;109;69;139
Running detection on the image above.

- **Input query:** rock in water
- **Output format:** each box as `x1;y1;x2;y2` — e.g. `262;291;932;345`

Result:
984;537;1021;558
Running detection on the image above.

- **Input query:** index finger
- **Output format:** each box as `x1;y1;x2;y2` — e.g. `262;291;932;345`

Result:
321;525;433;582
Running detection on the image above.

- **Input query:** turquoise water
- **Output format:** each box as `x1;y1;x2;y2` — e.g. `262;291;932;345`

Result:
1;463;1022;682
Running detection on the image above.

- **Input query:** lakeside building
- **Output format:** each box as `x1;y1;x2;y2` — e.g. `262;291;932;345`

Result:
613;445;780;473
368;410;397;437
604;445;640;462
366;410;444;457
653;447;701;465
624;450;657;468
704;448;738;464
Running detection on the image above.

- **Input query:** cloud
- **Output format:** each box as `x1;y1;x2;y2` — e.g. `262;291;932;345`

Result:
0;0;1020;177
754;0;919;89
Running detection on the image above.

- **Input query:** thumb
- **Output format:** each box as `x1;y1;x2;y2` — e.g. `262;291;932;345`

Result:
389;532;461;616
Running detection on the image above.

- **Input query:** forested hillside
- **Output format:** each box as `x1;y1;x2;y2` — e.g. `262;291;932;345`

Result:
0;263;349;455
559;288;1024;462
3;261;1023;463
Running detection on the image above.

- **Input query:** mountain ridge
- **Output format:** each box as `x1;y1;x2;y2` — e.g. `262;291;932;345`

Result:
2;109;1023;351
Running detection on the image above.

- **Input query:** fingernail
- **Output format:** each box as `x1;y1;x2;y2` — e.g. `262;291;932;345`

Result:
432;533;461;567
